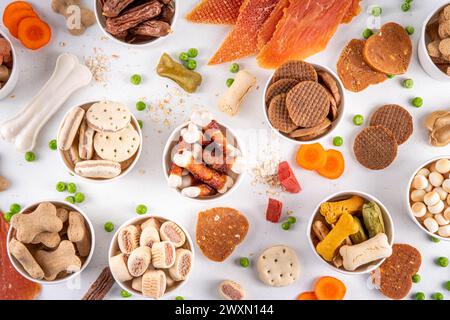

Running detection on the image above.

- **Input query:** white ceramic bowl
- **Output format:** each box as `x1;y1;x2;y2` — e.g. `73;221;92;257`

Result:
0;28;19;100
162;121;245;203
7;200;95;285
406;156;450;241
262;64;345;144
94;0;179;47
57;101;143;183
108;215;194;298
307;190;395;275
418;3;450;82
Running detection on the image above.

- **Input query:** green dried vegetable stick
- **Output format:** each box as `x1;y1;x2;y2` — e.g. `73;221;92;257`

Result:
350;216;369;244
157;53;202;93
362;201;385;238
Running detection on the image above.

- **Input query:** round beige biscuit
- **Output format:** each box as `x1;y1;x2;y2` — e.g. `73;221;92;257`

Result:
93;125;140;162
86;101;131;132
256;245;300;287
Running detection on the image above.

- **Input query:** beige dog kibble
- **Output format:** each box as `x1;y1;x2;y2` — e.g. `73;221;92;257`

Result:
256;245;300;287
51;0;96;36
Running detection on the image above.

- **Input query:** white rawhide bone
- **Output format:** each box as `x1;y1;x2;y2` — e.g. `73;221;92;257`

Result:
181;123;202;144
339;233;392;271
190;110;213;128
0;53;92;152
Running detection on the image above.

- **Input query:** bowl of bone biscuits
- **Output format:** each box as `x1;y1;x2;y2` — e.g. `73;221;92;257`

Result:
95;0;177;46
7;201;94;284
263;60;344;143
108;215;194;299
57;100;142;182
308;191;394;275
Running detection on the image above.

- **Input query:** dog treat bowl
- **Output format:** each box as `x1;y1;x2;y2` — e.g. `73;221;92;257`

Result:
418;3;450;82
7;200;95;285
0;28;19;100
94;0;178;47
57;101;143;183
407;156;450;241
108;215;194;299
262;64;345;144
307;190;394;275
162;120;246;203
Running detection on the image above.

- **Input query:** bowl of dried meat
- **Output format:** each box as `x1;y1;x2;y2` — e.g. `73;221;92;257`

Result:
0;28;18;99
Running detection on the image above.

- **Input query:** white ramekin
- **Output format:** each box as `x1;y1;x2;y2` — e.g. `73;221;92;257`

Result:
262;64;345;144
307;190;395;275
108;215;194;299
57;101;143;183
0;28;19;100
7;200;95;285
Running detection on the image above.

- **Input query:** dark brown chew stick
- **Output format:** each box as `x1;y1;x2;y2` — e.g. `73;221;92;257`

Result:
131;20;171;37
353;126;398;170
102;0;135;17
271;60;318;83
369;104;413;145
265;79;298;106
82;267;115;300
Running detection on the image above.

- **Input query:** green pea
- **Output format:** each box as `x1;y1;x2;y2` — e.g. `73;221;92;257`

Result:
136;204;147;215
444;281;450;291
362;28;373;39
353;114;364;126
120;289;132;298
371;6;382;17
136;101;146;111
333;136;344;147
138;120;143;129
10;203;21;214
67;183;77;194
401;2;410;12
175;296;184;300
403;78;414;89
187;48;198;58
412;274;421;283
287;216;297;224
281;221;291;230
405;26;415;35
104;222;114;233
431;236;441;243
25;151;36;162
239;257;250;268
387;74;395;79
74;192;85;203
179;52;189;62
130;74;142;85
414;292;425;300
229;63;240;73
432;292;444;300
56;182;67;192
411;97;423;108
3;212;14;223
49;139;57;150
65;196;75;204
437;257;449;267
226;78;234;87
186;59;197;70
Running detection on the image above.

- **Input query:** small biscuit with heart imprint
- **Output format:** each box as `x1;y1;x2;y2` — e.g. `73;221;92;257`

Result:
256;245;300;287
142;269;166;299
86;101;131;132
9;239;45;280
118;225;140;254
152;241;176;268
110;253;133;282
159;221;186;248
93;125;140;162
168;249;193;281
58;107;85;151
75;160;121;179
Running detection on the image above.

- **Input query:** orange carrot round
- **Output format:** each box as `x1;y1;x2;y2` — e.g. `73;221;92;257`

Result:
7;8;37;38
317;149;345;179
296;143;327;170
314;276;346;300
17;17;51;50
296;291;318;300
3;1;33;30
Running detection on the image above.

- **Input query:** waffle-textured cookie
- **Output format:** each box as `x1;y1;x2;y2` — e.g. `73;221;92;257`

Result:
318;70;341;106
353;126;398;170
268;93;298;133
369;104;413;145
271;60;318;83
286;81;330;127
265;79;298;105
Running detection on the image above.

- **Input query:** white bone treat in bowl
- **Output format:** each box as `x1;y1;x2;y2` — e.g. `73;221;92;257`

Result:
0;53;92;152
108;215;194;299
0;28;18;100
307;190;394;275
162;110;246;202
7;200;95;285
57;100;143;183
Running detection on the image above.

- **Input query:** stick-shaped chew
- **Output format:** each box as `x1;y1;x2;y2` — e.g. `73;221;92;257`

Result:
31;232;61;248
127;246;152;277
218;70;256;116
9;239;44;279
34;240;82;281
58;106;85;151
313;220;343;268
203;146;245;174
75;160;121;179
152;241;176;268
78;119;95;160
67;211;91;257
11;202;63;243
181;184;215;198
159;221;186;248
168;163;184;188
110;253;133;282
118;225;140;254
168;249;193;281
142;269;166;299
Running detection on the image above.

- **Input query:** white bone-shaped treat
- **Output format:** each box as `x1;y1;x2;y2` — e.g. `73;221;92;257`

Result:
181;123;201;144
190;110;213;128
339;233;392;271
0;53;92;152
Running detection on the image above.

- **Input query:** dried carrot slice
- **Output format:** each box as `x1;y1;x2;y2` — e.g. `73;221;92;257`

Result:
295;143;327;170
7;8;37;38
296;291;318;300
316;149;345;180
17;17;51;50
314;276;346;300
2;1;33;30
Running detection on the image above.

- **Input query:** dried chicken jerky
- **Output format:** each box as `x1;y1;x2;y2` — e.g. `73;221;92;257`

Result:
369;104;413;145
257;0;290;49
186;0;244;24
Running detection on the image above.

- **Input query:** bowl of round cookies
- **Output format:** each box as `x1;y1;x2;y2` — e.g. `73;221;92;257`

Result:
57;100;142;183
263;60;345;143
308;191;394;275
162;110;246;202
108;215;194;299
407;156;450;241
7;200;95;284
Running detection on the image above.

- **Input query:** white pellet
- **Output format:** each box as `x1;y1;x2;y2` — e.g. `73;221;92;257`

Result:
429;200;445;214
417;168;430;177
436;159;450;174
429;172;444;187
411;189;426;202
411;202;427;218
424;218;439;233
425;184;433;192
412;175;429;190
424;191;440;206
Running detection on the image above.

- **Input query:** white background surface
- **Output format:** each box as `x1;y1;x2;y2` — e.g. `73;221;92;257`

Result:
1;0;450;300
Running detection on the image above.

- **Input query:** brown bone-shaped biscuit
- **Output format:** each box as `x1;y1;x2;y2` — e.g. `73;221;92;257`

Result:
11;202;63;243
34;240;82;281
67;211;91;257
31;232;61;248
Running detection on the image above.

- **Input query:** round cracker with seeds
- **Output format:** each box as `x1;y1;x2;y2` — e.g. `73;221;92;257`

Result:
271;60;318;83
86;101;131;132
265;79;298;105
369;104;413;145
268;93;298;133
93;125;140;162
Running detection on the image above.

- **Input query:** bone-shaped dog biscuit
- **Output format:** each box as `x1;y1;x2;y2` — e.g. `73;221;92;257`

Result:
9;239;44;280
11;202;63;243
34;240;82;281
31;232;61;248
67;211;91;257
